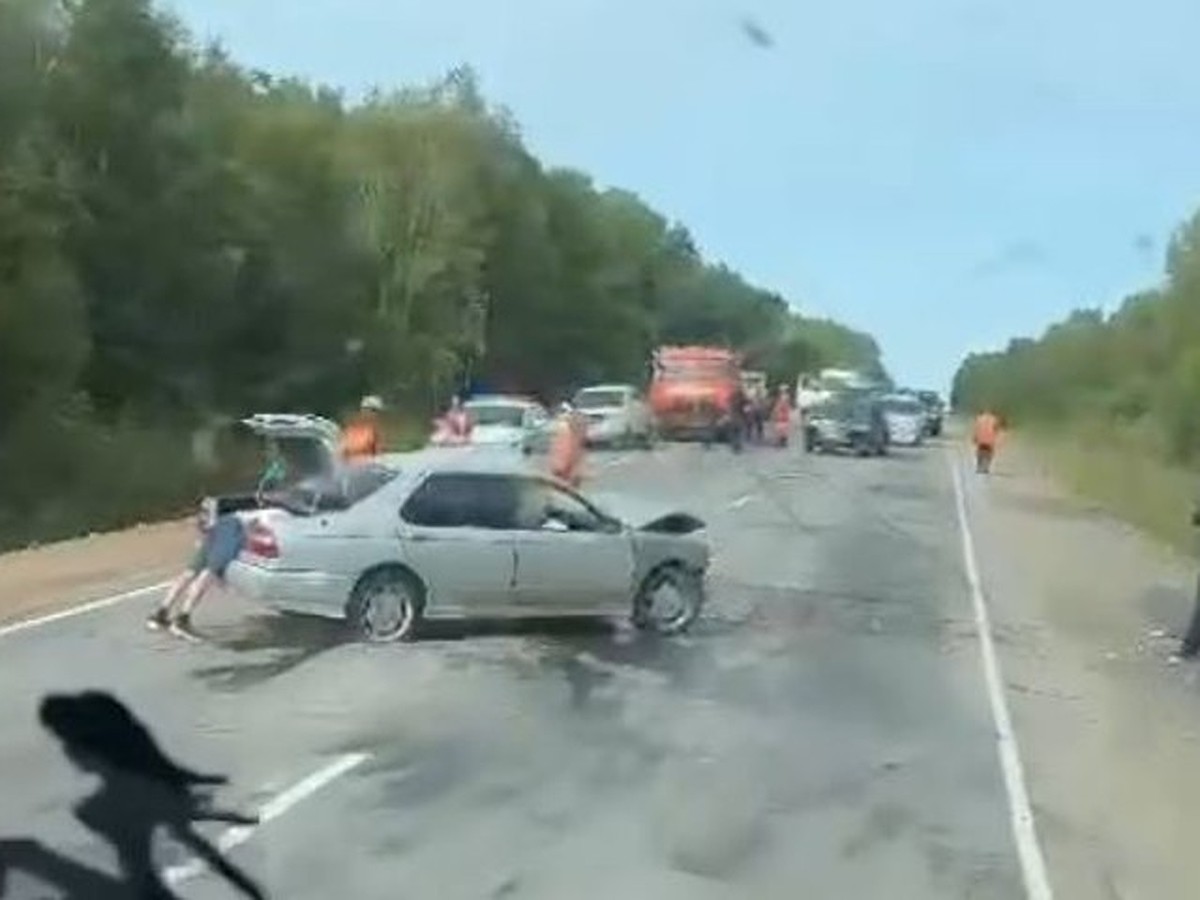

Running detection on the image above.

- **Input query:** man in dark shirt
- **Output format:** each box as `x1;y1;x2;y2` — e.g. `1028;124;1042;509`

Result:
727;386;748;452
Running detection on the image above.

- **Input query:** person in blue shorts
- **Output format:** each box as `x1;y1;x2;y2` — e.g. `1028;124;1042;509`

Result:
145;510;246;640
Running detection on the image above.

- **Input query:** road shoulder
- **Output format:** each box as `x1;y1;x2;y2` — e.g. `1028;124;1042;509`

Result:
0;519;191;628
962;439;1200;900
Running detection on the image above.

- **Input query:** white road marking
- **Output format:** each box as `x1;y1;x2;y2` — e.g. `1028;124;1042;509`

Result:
0;580;172;639
948;453;1054;900
728;494;755;509
164;752;372;886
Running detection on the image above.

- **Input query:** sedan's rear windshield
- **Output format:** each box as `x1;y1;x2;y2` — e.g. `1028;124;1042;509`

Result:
466;404;525;427
271;464;398;514
884;399;923;414
574;389;626;409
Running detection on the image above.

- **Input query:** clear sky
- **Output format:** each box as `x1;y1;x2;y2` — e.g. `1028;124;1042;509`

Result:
166;0;1200;392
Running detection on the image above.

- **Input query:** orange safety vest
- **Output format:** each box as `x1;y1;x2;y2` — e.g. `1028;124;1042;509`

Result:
771;396;791;425
549;416;585;486
973;413;1000;448
341;416;382;461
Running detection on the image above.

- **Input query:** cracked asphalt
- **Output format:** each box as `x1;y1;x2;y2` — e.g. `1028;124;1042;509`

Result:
0;440;1024;899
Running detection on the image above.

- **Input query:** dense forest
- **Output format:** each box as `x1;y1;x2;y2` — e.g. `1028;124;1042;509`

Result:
0;0;882;548
952;206;1200;465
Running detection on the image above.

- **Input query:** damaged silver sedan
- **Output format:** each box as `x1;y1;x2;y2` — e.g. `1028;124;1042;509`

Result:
221;438;710;642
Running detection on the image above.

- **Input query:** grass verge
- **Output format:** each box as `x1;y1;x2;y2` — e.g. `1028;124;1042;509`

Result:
1022;422;1197;553
0;411;429;554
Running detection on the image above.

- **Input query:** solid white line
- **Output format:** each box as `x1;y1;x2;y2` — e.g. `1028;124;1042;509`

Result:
164;752;371;885
728;494;754;509
948;453;1054;900
0;580;172;639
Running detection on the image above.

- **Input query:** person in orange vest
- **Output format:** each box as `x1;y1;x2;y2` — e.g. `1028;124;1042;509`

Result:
430;395;472;446
770;385;792;447
445;395;472;442
548;402;586;488
972;408;1002;474
341;395;384;462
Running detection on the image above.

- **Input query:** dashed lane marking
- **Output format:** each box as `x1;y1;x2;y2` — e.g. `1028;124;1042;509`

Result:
164;752;373;886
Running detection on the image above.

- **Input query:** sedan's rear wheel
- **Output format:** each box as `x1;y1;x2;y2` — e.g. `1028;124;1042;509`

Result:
347;569;423;643
633;565;703;635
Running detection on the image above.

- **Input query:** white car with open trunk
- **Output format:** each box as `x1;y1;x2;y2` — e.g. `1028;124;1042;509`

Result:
203;414;710;642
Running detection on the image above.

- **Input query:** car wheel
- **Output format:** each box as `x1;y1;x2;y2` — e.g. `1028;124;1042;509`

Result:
632;564;703;635
347;568;423;643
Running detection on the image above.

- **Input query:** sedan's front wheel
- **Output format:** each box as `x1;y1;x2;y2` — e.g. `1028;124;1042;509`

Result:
347;568;423;643
633;565;703;635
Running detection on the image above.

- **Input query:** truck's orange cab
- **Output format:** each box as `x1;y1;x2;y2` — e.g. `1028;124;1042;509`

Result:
648;346;742;443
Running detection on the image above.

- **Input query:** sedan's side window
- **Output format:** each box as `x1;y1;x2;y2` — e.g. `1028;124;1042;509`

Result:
513;478;604;532
401;474;518;530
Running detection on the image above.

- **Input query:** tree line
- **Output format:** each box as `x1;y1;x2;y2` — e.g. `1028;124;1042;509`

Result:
0;0;883;548
952;209;1200;463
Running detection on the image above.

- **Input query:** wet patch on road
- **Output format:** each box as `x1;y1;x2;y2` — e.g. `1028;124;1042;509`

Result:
1137;581;1192;627
188;612;348;691
840;801;912;858
866;480;939;501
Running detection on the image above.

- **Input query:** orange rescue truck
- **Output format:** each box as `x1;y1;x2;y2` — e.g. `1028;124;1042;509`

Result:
648;346;742;444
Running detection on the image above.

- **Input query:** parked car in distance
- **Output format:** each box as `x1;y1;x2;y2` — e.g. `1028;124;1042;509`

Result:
916;390;945;436
804;392;888;456
462;395;554;455
572;384;655;448
881;394;926;446
223;445;710;642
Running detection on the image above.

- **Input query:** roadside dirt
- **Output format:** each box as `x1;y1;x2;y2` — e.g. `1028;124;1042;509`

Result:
0;519;192;627
968;438;1200;900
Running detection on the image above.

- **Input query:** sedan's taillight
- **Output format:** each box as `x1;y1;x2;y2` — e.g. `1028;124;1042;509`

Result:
245;519;279;559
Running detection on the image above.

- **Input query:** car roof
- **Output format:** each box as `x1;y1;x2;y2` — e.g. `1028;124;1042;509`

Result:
465;395;540;408
381;446;545;478
576;384;633;393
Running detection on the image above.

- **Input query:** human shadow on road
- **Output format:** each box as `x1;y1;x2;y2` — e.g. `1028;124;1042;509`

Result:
0;691;264;899
190;612;348;691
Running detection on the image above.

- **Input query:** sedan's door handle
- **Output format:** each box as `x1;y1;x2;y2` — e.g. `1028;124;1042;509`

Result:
407;531;433;543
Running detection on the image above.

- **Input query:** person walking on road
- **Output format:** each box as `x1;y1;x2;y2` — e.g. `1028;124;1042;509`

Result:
549;402;586;488
1173;504;1200;662
770;385;792;447
972;409;1002;474
430;395;473;446
445;395;471;442
340;395;384;462
727;385;748;452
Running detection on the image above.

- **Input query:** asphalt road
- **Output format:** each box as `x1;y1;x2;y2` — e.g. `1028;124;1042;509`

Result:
0;439;1025;899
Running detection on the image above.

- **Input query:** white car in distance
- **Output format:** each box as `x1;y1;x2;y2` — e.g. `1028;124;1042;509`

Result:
880;394;927;447
572;384;655;449
462;396;553;455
